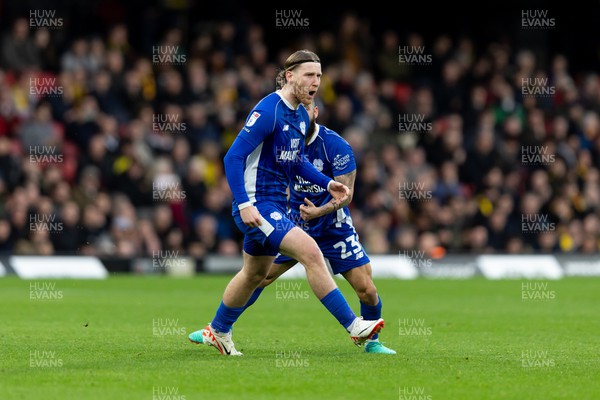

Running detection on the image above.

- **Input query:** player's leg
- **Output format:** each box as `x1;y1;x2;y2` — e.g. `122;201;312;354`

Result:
221;251;274;307
262;258;297;286
190;203;282;355
199;251;274;355
240;258;297;311
234;205;306;312
237;226;306;311
341;263;396;354
279;227;339;298
317;222;395;354
279;227;384;345
341;262;378;306
188;252;284;344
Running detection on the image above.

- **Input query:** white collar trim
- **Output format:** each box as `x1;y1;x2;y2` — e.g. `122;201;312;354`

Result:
306;124;319;145
275;90;298;110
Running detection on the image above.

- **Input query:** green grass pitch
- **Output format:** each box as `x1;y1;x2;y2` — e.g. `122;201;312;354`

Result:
1;275;599;399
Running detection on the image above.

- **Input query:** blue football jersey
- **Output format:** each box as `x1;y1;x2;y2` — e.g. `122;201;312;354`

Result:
225;91;311;209
289;123;357;234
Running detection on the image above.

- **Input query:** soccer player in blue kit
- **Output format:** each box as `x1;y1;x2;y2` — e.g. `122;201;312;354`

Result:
191;99;396;355
189;50;384;356
263;100;396;354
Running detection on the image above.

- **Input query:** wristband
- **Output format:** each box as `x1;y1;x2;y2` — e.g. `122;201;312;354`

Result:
238;201;252;210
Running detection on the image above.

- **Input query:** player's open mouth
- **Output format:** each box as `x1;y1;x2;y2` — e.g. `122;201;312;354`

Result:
308;90;316;96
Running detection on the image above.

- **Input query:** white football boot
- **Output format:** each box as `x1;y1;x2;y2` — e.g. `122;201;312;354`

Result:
201;324;243;356
348;317;385;347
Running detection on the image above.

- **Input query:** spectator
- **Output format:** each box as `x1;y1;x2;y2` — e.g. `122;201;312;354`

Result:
0;8;598;258
1;18;40;70
50;200;81;252
19;101;62;151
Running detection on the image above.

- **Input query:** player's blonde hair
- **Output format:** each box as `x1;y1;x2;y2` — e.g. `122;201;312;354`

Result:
275;49;320;90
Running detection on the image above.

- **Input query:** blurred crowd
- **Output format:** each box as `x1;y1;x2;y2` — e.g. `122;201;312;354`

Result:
0;10;599;258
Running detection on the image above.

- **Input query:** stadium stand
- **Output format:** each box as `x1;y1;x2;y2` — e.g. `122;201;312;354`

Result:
0;3;599;263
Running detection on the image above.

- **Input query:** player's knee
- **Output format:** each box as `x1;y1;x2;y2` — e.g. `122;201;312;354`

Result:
260;275;275;287
244;268;269;285
284;232;323;267
357;284;378;304
298;244;324;269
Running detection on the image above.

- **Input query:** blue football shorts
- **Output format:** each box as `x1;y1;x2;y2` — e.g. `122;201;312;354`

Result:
273;214;370;274
233;201;298;257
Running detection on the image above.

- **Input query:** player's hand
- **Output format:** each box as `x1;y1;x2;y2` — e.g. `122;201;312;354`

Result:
240;206;262;227
327;180;349;209
299;198;320;221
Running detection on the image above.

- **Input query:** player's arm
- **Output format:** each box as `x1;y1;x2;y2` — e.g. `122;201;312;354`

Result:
300;134;356;222
223;108;275;227
294;157;349;208
300;169;355;221
332;169;355;207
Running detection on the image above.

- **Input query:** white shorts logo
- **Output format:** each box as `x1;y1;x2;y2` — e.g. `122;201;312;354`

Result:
246;111;261;127
270;211;283;221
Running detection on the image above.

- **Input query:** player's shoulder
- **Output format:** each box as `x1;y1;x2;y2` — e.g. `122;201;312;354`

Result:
254;92;302;118
318;125;350;147
245;92;282;128
254;92;283;111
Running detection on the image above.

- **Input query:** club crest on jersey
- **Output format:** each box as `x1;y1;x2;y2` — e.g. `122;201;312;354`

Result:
313;158;324;171
270;211;282;221
246;111;261;127
299;121;306;135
